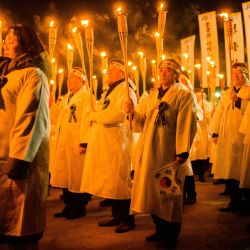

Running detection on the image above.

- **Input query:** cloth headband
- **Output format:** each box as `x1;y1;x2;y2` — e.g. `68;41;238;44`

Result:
160;60;181;74
71;68;87;81
110;61;125;72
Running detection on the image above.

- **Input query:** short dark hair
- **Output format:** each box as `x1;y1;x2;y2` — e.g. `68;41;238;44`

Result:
6;24;45;57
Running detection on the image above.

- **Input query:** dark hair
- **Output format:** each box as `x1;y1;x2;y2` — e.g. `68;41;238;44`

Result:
6;24;45;57
232;62;247;69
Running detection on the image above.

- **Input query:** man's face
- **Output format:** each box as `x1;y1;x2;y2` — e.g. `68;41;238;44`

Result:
67;73;83;93
159;62;176;87
107;64;124;85
232;68;245;87
3;29;18;59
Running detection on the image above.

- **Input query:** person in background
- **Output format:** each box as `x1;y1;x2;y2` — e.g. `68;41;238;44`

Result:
209;63;250;212
50;67;92;219
81;59;137;233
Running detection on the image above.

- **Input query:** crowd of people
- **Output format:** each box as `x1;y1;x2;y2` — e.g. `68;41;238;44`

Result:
0;24;250;250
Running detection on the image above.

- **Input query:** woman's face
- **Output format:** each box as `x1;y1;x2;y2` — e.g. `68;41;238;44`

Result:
3;29;19;59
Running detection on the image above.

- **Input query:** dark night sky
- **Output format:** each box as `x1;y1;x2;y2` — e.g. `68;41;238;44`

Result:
0;0;248;84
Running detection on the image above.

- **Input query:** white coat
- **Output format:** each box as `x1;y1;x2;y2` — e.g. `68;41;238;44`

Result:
81;81;137;199
130;83;197;223
209;85;250;180
239;102;250;188
0;67;50;237
50;88;91;193
190;104;208;161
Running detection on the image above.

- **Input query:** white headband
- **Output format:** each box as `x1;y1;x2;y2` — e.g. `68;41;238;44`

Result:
160;60;181;74
71;68;87;81
110;61;125;72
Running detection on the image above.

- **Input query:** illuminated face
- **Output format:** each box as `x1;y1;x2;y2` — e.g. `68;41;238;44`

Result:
107;64;124;85
3;29;19;59
67;73;83;93
159;62;176;87
232;68;245;87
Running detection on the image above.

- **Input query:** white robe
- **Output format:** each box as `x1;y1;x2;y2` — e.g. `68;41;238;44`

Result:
209;85;250;180
239;102;250;188
81;81;137;199
130;83;197;223
0;67;49;237
50;88;91;193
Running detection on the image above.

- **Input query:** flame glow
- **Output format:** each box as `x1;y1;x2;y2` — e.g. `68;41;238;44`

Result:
81;20;89;27
132;66;137;71
100;51;107;57
58;68;64;74
154;32;160;38
50;21;54;27
183;53;189;59
220;13;229;21
50;79;55;85
51;58;56;64
216;74;224;79
67;43;73;50
138;51;144;58
128;61;132;66
195;64;201;69
72;27;77;33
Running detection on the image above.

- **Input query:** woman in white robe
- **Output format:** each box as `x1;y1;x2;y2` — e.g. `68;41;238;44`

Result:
0;25;50;249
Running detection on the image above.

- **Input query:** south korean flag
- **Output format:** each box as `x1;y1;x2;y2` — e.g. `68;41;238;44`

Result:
152;161;182;200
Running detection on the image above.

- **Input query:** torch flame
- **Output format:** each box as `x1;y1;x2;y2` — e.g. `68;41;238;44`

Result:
154;32;160;38
152;78;156;82
195;64;201;69
67;43;73;50
161;54;166;60
58;68;64;74
159;3;164;10
210;61;215;67
216;74;224;79
207;71;211;75
116;7;123;14
50;21;54;27
206;56;211;62
72;27;77;33
151;60;156;64
93;75;97;79
51;58;56;64
103;69;107;74
132;66;137;71
138;51;144;58
100;51;107;57
183;53;189;59
181;66;185;71
128;61;132;66
81;20;89;27
50;79;55;85
220;13;229;21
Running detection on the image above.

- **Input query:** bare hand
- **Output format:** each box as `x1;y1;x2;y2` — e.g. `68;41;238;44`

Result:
176;157;187;165
124;99;134;114
79;147;87;154
229;91;238;102
212;137;218;144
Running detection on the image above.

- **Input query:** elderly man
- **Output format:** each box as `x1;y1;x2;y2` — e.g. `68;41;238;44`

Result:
50;67;91;219
124;58;197;248
209;63;250;212
81;59;137;233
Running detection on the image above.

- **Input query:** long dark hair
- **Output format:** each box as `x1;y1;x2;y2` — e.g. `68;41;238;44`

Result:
6;24;46;57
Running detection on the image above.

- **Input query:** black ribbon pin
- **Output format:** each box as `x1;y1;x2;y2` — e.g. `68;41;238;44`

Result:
155;101;168;126
69;104;77;123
